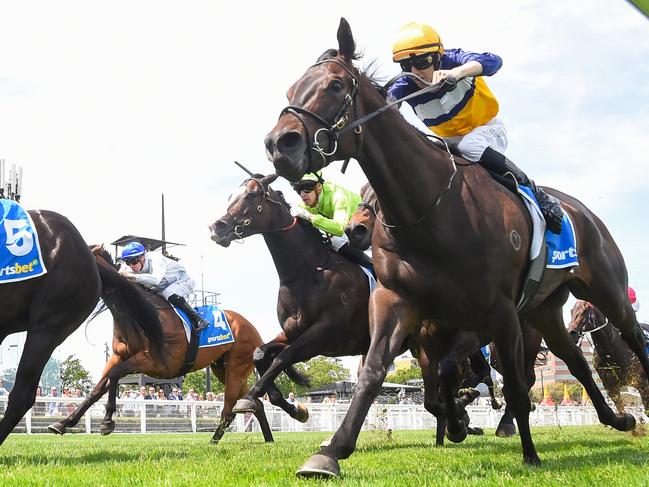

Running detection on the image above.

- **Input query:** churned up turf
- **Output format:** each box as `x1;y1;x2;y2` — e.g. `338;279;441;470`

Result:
0;427;648;486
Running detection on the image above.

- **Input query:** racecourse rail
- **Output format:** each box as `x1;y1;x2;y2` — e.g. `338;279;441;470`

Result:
2;397;647;435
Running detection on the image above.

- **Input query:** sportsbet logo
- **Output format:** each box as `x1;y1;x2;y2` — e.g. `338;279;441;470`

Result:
0;258;39;277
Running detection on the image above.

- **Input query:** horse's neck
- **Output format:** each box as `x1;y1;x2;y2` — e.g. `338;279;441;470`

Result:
263;224;331;281
356;87;462;230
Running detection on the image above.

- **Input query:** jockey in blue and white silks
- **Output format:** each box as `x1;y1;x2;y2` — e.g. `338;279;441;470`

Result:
388;21;563;235
119;242;209;332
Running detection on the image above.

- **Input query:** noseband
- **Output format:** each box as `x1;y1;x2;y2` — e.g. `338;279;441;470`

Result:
572;304;609;345
280;58;362;169
277;56;467;229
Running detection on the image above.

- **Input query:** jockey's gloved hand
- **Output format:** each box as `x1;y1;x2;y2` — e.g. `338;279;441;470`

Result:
290;205;313;222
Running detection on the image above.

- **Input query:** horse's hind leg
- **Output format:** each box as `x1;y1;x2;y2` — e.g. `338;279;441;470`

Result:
530;301;634;432
49;353;125;435
416;340;445;446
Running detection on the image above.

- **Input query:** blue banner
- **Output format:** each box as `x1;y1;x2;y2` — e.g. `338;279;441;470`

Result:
175;304;235;348
0;199;47;283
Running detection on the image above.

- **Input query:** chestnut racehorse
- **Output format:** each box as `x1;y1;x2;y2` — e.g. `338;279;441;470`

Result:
264;18;647;476
48;247;273;445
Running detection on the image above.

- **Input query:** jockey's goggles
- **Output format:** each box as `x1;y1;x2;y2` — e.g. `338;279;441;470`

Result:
399;54;437;72
124;257;142;265
292;181;318;194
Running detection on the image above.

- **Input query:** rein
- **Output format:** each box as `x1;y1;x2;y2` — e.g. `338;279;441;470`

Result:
279;56;462;229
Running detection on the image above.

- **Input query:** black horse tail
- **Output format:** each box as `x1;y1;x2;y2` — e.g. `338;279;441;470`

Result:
94;257;165;358
285;365;311;388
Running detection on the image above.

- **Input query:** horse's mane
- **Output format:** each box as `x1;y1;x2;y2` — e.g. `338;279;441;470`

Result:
263;181;336;251
318;49;459;160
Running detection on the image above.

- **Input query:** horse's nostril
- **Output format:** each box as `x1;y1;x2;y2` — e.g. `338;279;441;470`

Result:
264;133;275;156
276;131;303;153
211;220;226;232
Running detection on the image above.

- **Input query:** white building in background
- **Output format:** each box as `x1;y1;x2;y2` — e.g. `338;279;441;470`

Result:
0;332;26;373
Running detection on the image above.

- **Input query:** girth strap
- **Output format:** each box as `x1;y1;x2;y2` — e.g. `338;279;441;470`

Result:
177;328;201;377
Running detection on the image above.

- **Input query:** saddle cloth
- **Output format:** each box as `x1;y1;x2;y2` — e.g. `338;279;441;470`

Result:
517;186;578;269
359;265;377;293
0;199;48;283
173;304;235;348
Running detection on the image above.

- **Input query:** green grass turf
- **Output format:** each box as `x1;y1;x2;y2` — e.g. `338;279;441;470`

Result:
0;427;648;486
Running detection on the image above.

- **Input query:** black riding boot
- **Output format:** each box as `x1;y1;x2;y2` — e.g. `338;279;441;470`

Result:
479;147;563;234
338;243;374;271
168;294;209;333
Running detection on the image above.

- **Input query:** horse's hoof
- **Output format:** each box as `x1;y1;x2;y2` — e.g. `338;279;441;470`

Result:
100;420;115;436
492;401;503;410
294;403;309;423
467;426;484;436
445;425;468;443
47;422;66;435
232;398;257;414
614;412;636;432
524;453;542;466
296;453;340;478
495;423;517;437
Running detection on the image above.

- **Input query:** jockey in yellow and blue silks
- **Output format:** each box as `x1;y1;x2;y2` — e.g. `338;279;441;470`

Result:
388;21;563;234
290;172;373;269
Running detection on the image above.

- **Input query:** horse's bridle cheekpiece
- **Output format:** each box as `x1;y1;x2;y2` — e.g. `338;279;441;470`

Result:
278;55;466;229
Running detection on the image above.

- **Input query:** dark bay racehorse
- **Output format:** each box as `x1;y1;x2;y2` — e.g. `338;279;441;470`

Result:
48;247;273;445
348;183;534;441
210;174;371;423
264;18;648;476
0;211;163;445
212;175;499;444
569;300;649;423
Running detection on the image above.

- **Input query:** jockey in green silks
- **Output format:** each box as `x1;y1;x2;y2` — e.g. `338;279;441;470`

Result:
290;172;373;269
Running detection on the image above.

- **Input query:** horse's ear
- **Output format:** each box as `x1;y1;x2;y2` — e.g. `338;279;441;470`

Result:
261;173;279;187
337;18;355;60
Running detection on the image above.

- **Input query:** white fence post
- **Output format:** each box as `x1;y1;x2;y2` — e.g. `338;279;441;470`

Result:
140;402;147;434
191;403;197;433
85;410;92;433
25;407;32;435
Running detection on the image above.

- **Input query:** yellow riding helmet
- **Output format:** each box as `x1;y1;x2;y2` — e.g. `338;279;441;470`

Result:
392;21;444;62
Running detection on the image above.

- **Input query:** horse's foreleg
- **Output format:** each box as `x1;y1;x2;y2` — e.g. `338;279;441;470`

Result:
417;342;445;446
490;305;539;466
236;328;323;421
296;288;413;478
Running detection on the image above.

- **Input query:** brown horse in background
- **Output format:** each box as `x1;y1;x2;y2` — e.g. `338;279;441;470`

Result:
264;18;647;476
569;300;649;424
48;247;273;445
0;210;163;446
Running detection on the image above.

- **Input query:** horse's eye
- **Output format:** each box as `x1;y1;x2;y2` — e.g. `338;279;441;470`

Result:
245;192;257;200
330;80;343;92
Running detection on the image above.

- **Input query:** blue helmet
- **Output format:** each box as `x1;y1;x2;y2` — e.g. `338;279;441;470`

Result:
121;242;146;260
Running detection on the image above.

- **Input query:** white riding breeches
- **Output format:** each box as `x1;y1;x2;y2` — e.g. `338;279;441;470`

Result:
160;277;196;300
443;117;508;162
